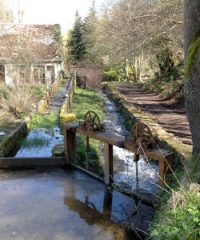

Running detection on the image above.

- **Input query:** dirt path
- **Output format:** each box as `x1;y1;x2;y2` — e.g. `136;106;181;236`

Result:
115;83;192;146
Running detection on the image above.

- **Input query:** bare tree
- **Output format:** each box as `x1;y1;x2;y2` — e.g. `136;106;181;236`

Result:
0;0;13;22
83;0;183;77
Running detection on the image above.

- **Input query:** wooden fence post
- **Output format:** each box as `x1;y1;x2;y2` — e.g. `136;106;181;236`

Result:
64;128;76;165
104;143;113;185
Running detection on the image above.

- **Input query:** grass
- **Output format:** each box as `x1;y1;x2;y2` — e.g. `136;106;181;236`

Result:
30;112;59;130
20;136;50;149
72;87;104;176
73;87;104;121
28;84;48;100
151;183;200;240
150;153;200;240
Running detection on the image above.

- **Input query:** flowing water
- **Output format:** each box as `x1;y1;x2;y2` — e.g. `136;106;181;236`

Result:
102;94;159;197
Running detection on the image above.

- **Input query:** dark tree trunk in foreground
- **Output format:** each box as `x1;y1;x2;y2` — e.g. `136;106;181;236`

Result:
184;0;200;154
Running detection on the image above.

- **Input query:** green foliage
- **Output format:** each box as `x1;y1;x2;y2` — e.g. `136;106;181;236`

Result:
30;112;59;130
156;48;175;76
103;65;126;82
28;84;48;100
143;63;184;99
72;87;104;120
186;155;200;183
67;12;86;63
185;31;200;78
76;136;103;176
103;68;118;81
151;185;200;240
51;144;65;157
21;137;49;148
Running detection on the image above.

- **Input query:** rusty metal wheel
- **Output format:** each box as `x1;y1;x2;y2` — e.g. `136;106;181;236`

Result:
84;111;101;131
131;122;154;149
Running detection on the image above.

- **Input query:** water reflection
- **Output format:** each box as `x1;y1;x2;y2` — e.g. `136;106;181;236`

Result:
63;170;154;239
0;169;154;240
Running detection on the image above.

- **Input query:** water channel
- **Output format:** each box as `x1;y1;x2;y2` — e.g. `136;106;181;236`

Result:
0;82;158;239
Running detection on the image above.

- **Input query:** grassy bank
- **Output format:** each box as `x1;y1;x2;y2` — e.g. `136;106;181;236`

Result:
72;87;104;176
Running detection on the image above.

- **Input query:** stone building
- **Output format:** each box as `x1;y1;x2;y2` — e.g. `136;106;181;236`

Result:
0;24;63;87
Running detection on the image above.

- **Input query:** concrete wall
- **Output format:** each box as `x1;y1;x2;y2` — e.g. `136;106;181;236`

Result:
5;64;20;86
4;61;63;87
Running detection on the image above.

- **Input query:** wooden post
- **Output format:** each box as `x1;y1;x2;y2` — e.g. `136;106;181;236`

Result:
103;188;112;219
134;153;140;192
64;128;76;165
85;137;89;169
159;156;173;186
68;92;73;111
72;72;76;93
104;143;113;185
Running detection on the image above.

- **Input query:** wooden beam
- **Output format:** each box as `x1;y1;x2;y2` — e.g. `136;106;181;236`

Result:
0;157;66;169
104;144;113;185
77;128;125;147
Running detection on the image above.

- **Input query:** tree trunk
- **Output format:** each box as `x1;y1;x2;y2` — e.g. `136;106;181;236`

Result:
184;0;200;154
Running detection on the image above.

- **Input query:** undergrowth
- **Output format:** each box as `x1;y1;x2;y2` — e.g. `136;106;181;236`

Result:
151;155;200;240
143;63;184;99
21;136;50;148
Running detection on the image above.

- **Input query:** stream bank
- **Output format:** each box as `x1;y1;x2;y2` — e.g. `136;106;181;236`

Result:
15;79;71;157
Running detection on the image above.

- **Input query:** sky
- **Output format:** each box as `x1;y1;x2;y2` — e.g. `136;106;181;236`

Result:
7;0;104;33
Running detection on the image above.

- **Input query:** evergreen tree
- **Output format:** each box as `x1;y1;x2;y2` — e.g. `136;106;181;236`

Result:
54;24;63;57
67;11;86;63
83;1;98;62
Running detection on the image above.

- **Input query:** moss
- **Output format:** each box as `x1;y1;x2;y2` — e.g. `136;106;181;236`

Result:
51;144;65;157
185;31;200;78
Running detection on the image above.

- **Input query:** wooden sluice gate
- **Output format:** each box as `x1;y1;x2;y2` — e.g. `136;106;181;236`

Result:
64;111;174;187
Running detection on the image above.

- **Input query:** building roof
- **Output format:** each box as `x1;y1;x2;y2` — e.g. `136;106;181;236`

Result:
0;24;63;64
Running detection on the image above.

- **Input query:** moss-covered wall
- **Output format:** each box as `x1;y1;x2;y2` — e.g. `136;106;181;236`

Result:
0;122;28;157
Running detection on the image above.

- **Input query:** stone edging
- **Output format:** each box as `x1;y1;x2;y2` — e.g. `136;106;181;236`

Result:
0;122;28;157
37;77;62;113
102;83;192;160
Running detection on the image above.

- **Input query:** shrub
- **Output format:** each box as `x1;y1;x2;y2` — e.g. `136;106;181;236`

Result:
0;85;35;118
103;68;118;81
151;184;200;240
28;84;48;100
